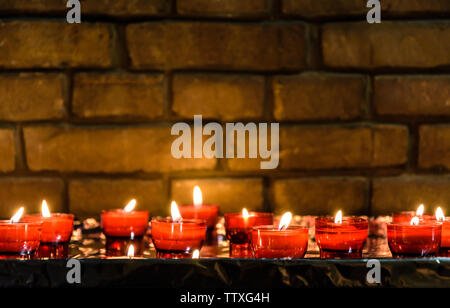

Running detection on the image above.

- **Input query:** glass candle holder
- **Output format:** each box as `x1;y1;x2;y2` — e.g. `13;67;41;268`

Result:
224;212;273;258
315;216;368;259
440;219;450;255
101;210;149;238
0;221;42;258
251;225;309;259
151;218;206;258
387;221;442;257
22;213;74;243
179;205;219;230
392;211;435;223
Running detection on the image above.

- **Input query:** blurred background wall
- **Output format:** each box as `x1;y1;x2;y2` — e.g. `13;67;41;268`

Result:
0;0;449;218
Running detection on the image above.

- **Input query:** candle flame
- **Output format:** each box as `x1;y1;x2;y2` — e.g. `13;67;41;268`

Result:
123;199;136;213
416;204;424;216
436;207;445;222
42;200;51;218
171;201;182;222
10;207;24;223
278;212;292;231
410;216;420;226
193;185;203;208
242;208;249;219
192;249;200;259
334;210;343;224
127;245;134;258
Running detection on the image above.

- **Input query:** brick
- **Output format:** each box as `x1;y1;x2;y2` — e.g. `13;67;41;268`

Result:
322;22;450;69
280;125;408;169
419;125;450;170
271;177;367;215
273;73;365;121
126;22;305;71
171;178;263;213
172;74;264;121
0;74;65;121
0;178;64;219
177;0;270;18
282;0;450;18
69;178;165;218
0;129;15;172
23;126;216;173
372;176;450;216
374;76;450;116
73;73;164;119
0;0;170;16
0;21;112;69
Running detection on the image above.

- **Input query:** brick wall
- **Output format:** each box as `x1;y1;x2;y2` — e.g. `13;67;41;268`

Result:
0;0;449;218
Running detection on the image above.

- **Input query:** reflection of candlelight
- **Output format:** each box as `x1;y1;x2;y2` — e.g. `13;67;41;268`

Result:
192;249;200;259
410;216;420;226
127;245;134;258
42;200;51;217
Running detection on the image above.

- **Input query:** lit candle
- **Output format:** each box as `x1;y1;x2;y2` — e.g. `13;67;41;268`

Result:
151;201;207;258
224;208;273;257
101;199;149;238
251;212;309;259
436;206;450;255
0;207;42;258
315;210;368;259
387;215;442;257
22;200;74;244
179;186;219;230
392;204;435;223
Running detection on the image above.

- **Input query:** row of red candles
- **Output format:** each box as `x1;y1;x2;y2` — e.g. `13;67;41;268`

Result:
0;186;449;259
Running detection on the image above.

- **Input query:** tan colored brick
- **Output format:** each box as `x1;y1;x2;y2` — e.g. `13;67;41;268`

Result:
171;178;263;213
322;22;450;69
0;0;170;16
0;21;112;68
282;0;450;18
0;178;64;219
271;177;368;215
0;129;15;172
177;0;269;18
374;76;450;116
23;125;216;173
280;125;408;169
0;73;65;121
172;74;264;121
73;73;164;119
419;125;450;169
372;176;450;215
273;73;365;121
69;178;165;218
126;22;305;71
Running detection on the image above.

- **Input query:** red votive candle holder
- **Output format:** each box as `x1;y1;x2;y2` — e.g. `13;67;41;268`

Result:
392;211;435;223
179;205;219;230
0;221;42;257
224;212;273;258
151;218;206;258
36;243;69;259
101;210;149;238
315;216;368;259
387;221;442;257
22;213;74;243
251;225;309;259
